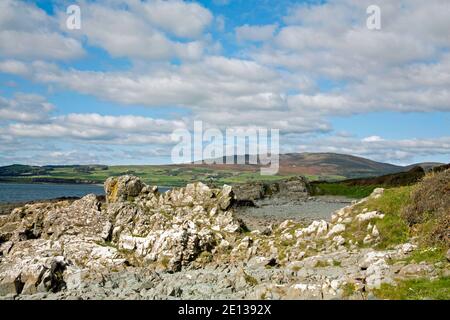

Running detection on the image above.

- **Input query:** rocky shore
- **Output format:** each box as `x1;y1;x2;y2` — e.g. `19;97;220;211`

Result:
0;175;447;300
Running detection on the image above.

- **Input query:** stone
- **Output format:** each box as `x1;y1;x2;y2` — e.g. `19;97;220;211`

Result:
399;264;434;278
356;211;385;222
332;235;345;246
371;225;380;237
327;224;345;237
400;243;417;254
105;175;144;203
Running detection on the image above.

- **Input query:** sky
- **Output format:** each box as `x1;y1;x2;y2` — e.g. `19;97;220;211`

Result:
0;0;449;166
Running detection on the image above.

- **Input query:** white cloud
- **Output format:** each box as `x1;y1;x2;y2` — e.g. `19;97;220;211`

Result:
54;0;213;61
2;112;185;145
236;24;277;42
0;93;54;122
362;136;384;142
292;135;450;164
0;0;84;60
0;60;29;76
135;0;213;39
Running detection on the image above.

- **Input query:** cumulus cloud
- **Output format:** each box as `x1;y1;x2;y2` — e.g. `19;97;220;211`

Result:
0;93;54;122
236;24;277;42
53;0;213;61
1;112;186;145
0;0;449;165
0;60;29;76
0;0;84;60
292;135;450;164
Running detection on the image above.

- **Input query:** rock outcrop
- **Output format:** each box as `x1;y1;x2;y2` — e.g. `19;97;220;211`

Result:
232;176;311;205
0;176;242;296
0;177;447;300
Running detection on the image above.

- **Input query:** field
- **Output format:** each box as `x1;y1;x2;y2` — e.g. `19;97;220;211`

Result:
0;164;312;187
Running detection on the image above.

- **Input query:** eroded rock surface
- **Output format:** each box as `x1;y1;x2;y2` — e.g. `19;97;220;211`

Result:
0;177;446;300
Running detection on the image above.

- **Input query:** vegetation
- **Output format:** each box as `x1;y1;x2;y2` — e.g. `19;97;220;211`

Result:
311;182;379;198
361;186;412;249
401;170;450;247
374;277;450;300
402;247;447;264
341;186;412;249
243;272;258;286
310;166;432;199
342;282;356;297
0;164;302;187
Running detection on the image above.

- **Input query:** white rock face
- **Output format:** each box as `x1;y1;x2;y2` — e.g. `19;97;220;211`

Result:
0;176;243;295
356;211;385;222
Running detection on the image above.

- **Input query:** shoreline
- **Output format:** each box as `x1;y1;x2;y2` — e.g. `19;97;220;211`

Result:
0;179;103;185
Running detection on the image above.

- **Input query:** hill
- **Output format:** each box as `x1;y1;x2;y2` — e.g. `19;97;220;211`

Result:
0;153;445;186
190;152;406;179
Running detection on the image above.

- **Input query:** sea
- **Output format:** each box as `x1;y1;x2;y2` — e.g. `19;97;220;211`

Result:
0;183;171;203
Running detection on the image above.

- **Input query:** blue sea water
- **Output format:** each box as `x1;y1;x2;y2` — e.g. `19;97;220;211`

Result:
0;183;171;203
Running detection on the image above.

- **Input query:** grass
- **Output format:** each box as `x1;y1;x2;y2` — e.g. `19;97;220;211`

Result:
403;247;447;264
243;272;258;286
314;260;330;268
342;283;356;297
374;277;450;300
360;186;411;249
312;182;380;198
342;186;412;249
0;165;302;187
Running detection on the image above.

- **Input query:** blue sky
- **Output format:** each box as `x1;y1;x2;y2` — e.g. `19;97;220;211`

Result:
0;0;449;166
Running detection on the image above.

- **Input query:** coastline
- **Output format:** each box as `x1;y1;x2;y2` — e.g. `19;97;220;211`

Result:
0;177;102;185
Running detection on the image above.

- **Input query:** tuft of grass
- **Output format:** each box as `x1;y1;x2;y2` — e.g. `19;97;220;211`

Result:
243;272;258;286
314;260;330;268
374;277;450;300
342;282;356;297
332;260;342;267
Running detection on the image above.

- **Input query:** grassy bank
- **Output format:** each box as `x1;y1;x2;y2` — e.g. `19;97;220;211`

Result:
311;182;380;198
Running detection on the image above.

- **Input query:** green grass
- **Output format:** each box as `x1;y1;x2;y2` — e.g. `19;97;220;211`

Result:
403;247;447;264
312;182;380;198
341;186;412;249
359;186;411;249
342;283;356;297
374;277;450;300
0;165;300;187
243;272;258;286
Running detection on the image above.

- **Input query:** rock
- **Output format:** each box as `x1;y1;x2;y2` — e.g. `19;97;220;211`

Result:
332;235;345;246
399;243;417;254
232;176;311;204
356;211;385;222
365;258;392;289
105;175;144;203
371;225;379;237
327;224;345;237
363;234;373;244
296;220;328;238
399;264;434;278
446;249;450;262
370;188;384;199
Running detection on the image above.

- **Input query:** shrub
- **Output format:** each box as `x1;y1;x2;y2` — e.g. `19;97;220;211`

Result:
402;170;450;246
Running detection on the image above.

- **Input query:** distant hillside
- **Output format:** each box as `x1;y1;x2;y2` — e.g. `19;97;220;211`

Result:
0;164;51;176
0;154;446;185
191;152;407;179
404;162;444;172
